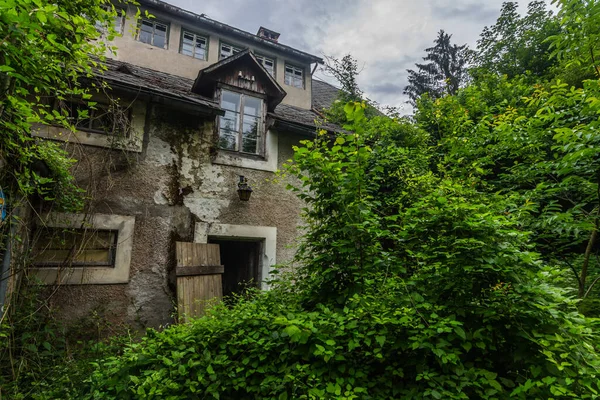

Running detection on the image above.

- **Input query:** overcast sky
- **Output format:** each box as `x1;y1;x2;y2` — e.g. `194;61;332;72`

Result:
169;0;551;113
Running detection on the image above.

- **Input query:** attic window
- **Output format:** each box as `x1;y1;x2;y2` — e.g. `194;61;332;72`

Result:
218;90;263;155
255;54;275;77
220;42;243;60
137;19;168;49
181;30;207;60
284;64;304;89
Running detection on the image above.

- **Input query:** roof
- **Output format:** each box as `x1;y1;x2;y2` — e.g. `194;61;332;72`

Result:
98;58;343;133
270;103;343;134
312;79;342;112
139;0;323;64
97;59;222;113
192;49;286;110
268;78;343;134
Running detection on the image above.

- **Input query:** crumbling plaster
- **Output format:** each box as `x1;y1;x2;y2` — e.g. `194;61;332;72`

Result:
45;101;307;331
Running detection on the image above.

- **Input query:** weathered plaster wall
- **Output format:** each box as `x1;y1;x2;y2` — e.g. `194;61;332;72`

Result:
47;101;307;332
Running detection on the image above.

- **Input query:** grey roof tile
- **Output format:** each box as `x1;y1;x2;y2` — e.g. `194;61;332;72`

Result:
98;59;221;111
97;58;343;131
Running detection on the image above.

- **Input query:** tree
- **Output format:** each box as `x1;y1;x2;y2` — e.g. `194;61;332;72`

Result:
547;0;600;81
0;0;126;212
404;30;471;105
0;0;133;396
323;54;363;102
474;1;560;79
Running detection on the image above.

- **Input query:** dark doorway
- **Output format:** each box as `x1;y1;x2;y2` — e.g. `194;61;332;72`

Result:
208;239;262;298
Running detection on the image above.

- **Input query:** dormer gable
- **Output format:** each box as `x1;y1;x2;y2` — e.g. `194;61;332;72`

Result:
192;49;286;112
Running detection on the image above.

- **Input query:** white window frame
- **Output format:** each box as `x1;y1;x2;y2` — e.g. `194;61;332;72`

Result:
137;18;169;49
180;30;208;60
255;54;275;77
284;64;304;88
30;213;135;285
220;42;243;60
217;89;264;155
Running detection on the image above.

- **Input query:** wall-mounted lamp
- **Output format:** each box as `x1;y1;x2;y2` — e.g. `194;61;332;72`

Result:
237;176;253;201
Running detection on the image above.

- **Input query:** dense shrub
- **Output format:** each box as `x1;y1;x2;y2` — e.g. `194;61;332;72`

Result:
81;105;599;399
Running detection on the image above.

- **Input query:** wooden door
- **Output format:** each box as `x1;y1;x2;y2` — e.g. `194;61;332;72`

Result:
176;242;224;322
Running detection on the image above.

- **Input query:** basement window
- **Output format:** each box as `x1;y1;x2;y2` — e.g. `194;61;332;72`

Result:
220;42;243;60
181;30;208;60
29;213;136;285
137;19;168;49
218;89;263;155
284;64;304;88
32;228;118;267
255;54;275;77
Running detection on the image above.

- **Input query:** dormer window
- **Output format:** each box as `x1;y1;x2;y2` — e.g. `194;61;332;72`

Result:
255;54;275;77
284;64;304;88
218;89;263;154
137;19;168;49
220;43;243;60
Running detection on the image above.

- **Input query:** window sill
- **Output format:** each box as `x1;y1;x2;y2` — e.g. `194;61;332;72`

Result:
212;131;278;172
30;213;135;285
32;124;143;152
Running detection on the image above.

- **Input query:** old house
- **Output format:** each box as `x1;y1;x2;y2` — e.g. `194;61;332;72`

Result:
25;0;341;329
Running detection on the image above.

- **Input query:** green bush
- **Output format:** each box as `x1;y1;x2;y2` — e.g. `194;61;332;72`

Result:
79;104;599;399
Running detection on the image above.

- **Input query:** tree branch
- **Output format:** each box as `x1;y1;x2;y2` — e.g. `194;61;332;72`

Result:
562;256;583;293
584;275;600;299
590;45;600;78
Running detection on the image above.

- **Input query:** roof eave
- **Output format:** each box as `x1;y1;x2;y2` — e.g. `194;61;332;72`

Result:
138;0;323;64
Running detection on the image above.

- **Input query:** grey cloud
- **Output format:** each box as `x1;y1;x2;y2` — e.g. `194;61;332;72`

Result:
367;83;405;95
430;1;500;21
166;0;548;113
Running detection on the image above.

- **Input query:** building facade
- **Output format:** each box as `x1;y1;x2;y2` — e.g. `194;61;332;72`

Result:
27;0;340;330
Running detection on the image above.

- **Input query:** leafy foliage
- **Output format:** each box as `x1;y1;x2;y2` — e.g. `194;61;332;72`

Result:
474;1;560;79
0;0;125;211
80;104;600;399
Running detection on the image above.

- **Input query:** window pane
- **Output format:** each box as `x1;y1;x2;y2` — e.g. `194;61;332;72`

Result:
32;228;117;267
155;23;167;34
241;138;257;154
154;30;166;48
194;40;206;59
221;91;241;112
90;108;114;133
139;28;152;44
218;130;237;150
114;15;122;32
242;116;259;153
244;97;261;117
181;43;193;56
220;44;231;59
219;111;239;132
